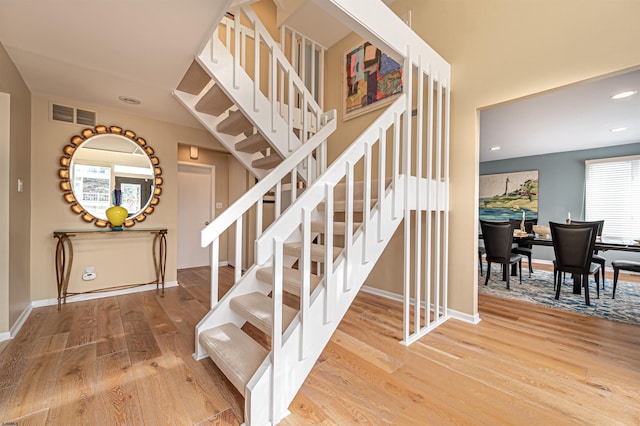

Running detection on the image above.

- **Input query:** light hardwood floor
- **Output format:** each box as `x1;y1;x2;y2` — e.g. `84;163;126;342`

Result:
1;265;639;425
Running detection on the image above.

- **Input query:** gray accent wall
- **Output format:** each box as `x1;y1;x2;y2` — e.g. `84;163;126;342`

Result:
480;142;640;266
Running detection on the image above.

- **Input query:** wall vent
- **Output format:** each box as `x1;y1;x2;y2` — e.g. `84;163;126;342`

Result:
50;102;97;126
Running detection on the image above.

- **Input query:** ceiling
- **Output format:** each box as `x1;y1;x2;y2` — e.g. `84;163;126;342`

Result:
0;0;231;129
480;68;640;162
1;0;637;159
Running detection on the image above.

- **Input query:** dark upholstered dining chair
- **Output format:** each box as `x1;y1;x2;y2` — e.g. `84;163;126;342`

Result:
509;218;538;276
550;221;601;306
570;219;605;289
480;220;523;289
611;260;640;298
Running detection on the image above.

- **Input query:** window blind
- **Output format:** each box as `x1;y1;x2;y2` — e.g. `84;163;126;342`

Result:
585;156;640;238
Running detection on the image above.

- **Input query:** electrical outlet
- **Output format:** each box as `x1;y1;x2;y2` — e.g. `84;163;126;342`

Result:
216;202;223;209
82;266;96;281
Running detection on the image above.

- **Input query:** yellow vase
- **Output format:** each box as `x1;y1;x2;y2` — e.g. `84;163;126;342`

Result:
106;205;128;230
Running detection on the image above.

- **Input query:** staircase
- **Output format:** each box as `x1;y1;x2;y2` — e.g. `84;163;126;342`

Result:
174;1;451;425
174;5;327;182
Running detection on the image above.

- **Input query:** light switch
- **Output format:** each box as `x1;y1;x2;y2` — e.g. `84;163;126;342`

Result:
216;202;223;209
17;178;23;193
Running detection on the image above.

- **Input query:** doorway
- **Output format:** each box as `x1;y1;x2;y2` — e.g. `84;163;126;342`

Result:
177;162;215;269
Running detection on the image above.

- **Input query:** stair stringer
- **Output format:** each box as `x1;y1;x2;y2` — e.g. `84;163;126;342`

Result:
196;32;318;181
174;84;269;180
246;176;406;424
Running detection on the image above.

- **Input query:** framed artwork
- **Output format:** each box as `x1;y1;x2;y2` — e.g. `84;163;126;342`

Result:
479;170;539;221
343;41;403;121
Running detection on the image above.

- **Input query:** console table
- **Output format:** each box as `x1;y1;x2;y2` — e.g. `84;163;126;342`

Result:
53;228;167;310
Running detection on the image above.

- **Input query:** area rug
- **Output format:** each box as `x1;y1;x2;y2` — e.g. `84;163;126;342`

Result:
478;266;640;326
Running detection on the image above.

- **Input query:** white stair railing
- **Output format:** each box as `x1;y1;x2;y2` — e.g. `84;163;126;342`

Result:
248;95;410;424
215;6;326;160
190;1;451;424
312;0;451;345
199;110;336;310
280;25;326;109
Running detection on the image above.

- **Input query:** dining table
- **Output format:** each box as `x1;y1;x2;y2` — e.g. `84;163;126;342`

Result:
512;234;640;294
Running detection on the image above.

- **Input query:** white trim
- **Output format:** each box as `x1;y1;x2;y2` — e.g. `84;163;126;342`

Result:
31;280;179;308
361;284;403;302
219;261;229;267
0;331;9;343
10;303;33;338
363;285;481;325
447;309;482;325
585;154;640;165
0;93;9;338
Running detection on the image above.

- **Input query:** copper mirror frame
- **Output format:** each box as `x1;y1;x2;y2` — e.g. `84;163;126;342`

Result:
58;125;163;228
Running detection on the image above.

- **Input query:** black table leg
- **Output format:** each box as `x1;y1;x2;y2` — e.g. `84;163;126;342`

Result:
572;274;582;294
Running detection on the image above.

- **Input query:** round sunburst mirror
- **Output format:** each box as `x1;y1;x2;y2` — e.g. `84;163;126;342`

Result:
58;125;163;228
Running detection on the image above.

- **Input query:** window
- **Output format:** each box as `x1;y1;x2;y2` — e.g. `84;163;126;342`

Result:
585;155;640;238
72;164;111;217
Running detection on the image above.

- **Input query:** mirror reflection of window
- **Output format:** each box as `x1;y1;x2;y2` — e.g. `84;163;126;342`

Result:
72;164;111;217
121;183;141;216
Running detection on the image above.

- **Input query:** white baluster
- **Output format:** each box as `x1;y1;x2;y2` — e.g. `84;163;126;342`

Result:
324;183;334;324
363;141;372;264
300;207;311;360
235;216;242;284
210;238;219;308
233;12;240;89
271;236;283;423
344;162;354;292
378;127;386;243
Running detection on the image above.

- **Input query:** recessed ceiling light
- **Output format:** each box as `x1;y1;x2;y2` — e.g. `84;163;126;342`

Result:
490;146;501;151
611;90;637;100
610;127;628;132
118;96;141;105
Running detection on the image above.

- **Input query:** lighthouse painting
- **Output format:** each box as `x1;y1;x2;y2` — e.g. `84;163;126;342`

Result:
479;170;538;221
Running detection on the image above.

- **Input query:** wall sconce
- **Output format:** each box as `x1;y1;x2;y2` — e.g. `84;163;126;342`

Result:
190;146;199;160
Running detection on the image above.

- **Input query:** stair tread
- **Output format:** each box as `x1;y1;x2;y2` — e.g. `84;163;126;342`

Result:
217;110;253;136
252;153;282;170
176;60;211;95
235;133;270;153
256;266;322;295
230;292;298;336
196;84;234;116
284;242;342;262
310;220;361;235
199;323;267;395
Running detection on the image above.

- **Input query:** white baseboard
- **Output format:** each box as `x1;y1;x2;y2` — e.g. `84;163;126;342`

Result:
360;285;403;302
10;303;33;338
0;303;34;343
362;285;482;325
448;308;482;324
32;280;179;308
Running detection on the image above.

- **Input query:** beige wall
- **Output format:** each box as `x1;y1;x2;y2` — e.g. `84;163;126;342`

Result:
30;95;221;301
0;42;31;334
324;0;640;316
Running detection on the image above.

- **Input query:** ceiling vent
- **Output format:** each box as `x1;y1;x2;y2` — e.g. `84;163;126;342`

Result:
50;102;97;126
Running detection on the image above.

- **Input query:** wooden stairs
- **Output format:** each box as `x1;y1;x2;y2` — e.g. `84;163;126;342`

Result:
196;179;379;399
176;62;283;176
